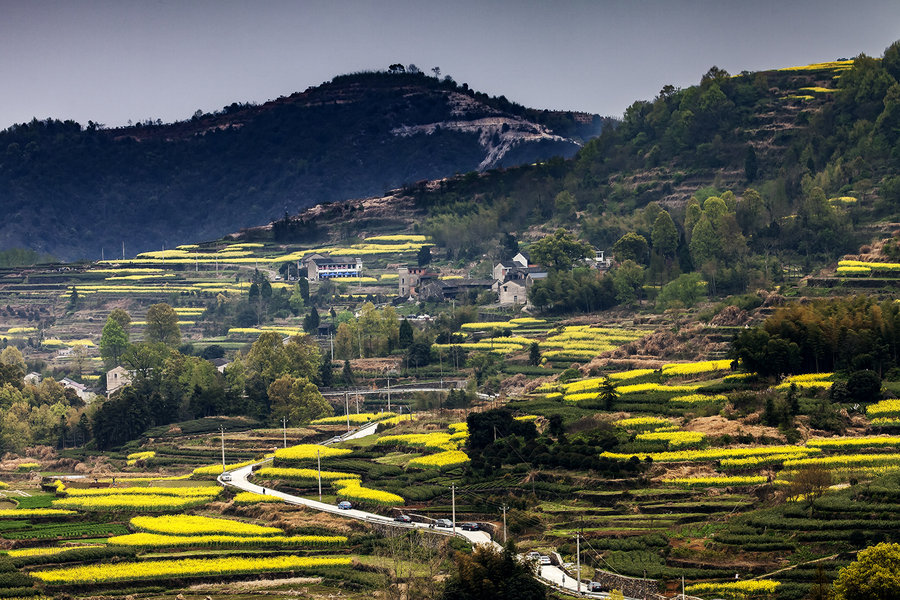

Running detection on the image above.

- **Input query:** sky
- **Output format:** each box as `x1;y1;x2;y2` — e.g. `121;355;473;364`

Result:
2;0;900;130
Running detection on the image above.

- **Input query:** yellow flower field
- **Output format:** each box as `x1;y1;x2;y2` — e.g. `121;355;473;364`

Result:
602;444;819;463
274;444;352;461
661;359;732;377
233;491;283;504
407;450;470;470
335;479;404;506
663;475;768;488
31;555;352;584
108;532;346;548
255;467;361;482
131;514;281;536
376;432;458;451
310;412;396;426
63;485;220;497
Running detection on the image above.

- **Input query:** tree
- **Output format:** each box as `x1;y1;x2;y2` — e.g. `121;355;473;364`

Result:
398;319;414;349
650;211;678;260
598;377;618;410
744;145;758;181
656;272;706;309
303;306;320;333
108;308;132;330
298;277;310;302
847;370;882;404
145;303;181;346
553;190;576;221
528;342;540;366
267;375;333;425
417;245;432;267
611;260;645;305
612;232;649;264
100;316;129;367
528;229;592;271
0;346;26;371
832;542;900;600
319;359;334;387
442;541;545;600
67;286;79;310
406;341;432;372
788;465;832;508
883;40;900;82
342;359;354;385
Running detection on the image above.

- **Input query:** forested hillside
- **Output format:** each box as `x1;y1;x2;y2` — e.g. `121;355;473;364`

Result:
0;70;605;261
334;45;899;311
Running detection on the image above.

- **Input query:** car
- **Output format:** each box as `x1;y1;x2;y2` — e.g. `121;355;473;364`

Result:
434;518;453;528
394;514;412;523
220;473;232;482
587;582;607;592
337;501;352;510
538;555;552;565
526;551;541;561
460;522;480;531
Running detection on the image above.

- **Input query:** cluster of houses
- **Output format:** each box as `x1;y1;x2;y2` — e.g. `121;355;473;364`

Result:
306;248;610;307
399;252;546;305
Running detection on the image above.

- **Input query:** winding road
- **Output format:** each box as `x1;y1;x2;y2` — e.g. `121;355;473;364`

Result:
220;420;622;599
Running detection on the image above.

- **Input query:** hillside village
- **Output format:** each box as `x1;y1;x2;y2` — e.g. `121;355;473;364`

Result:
5;47;900;600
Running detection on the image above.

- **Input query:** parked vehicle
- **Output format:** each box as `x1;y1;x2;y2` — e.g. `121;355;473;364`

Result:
394;514;412;523
539;555;552;565
337;501;352;510
220;473;232;482
587;581;606;592
460;522;480;531
434;518;453;528
526;551;541;561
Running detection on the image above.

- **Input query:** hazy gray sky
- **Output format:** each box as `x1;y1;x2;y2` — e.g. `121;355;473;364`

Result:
2;0;900;129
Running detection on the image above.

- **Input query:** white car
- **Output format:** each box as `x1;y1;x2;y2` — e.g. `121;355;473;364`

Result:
539;555;552;565
221;473;232;482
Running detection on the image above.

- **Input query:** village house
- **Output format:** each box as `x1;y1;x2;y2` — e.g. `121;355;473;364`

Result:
305;255;363;281
106;365;132;397
492;252;548;306
398;265;439;297
59;377;97;403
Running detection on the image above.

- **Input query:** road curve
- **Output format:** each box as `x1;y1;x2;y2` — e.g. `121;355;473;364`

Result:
220;421;618;598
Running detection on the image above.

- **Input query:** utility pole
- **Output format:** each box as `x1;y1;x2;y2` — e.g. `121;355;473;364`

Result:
317;448;322;501
386;376;391;412
330;333;334;361
219;426;226;471
451;484;456;533
502;505;508;544
355;389;359;414
282;417;287;448
345;391;350;431
576;533;581;595
122;241;125;260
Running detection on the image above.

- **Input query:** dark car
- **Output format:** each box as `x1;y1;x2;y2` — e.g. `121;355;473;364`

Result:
394;514;412;523
460;522;480;531
434;518;453;528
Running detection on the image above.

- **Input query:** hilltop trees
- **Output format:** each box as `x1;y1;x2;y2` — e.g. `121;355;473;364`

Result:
731;296;900;376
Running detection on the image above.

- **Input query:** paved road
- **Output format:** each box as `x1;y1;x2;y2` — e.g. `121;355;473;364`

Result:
220;421;622;599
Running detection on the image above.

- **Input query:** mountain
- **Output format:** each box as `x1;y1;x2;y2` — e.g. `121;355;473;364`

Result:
0;71;607;261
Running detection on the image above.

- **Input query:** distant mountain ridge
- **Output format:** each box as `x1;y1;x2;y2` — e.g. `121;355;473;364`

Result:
0;71;607;261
